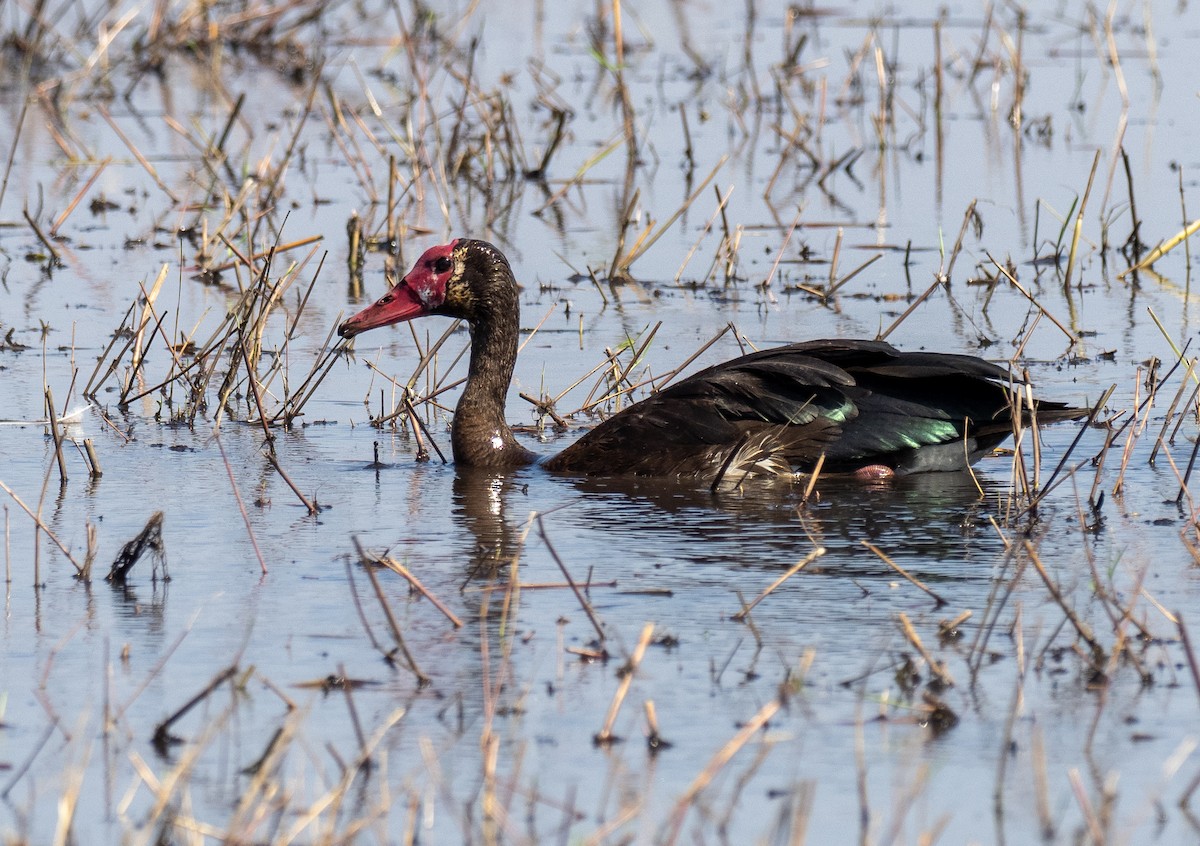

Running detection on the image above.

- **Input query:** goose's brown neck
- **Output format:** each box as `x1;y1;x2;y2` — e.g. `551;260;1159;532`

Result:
449;254;536;469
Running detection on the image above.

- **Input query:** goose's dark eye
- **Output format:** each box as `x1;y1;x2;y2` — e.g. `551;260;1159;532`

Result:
432;256;453;274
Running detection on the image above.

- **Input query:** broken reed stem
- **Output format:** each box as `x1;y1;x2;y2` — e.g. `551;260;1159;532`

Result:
861;540;947;606
152;664;238;749
1067;768;1106;845
536;514;605;644
1016;385;1113;520
378;556;463;628
207;235;323;275
877;276;942;341
801;454;826;504
98;106;178;204
23;208;61;265
663;698;782;846
1178;614;1200;706
263;450;318;515
615;156;728;275
337;661;370;763
732;547;826;621
214;434;268;575
1064;150;1101;288
943;199;978;281
595;622;655;744
1024;540;1104;659
987;252;1077;345
0;479;84;575
50;157;111;236
352;537;429;685
1121;216;1200;278
44;387;68;484
826;252;883;301
83;439;102;478
896;611;954;688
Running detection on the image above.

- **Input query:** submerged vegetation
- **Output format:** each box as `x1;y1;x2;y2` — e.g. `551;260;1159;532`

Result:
1;1;1199;843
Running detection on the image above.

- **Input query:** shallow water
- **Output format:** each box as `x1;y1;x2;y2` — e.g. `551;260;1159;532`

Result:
2;1;1200;843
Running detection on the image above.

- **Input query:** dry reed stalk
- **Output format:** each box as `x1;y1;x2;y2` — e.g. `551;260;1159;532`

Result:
662;698;781;845
1064;150;1101;288
895;612;954;689
1023;540;1104;661
378;555;463;628
151;664;238;750
595;622;655;744
942;199;979;281
987;253;1077;345
98;106;178;204
732;547;825;622
262;451;318;514
465;580;619;593
577;323;661;414
270;328;345;427
345;552;388;657
1015;387;1112;521
828;228;843;287
861;541;947;606
1150;358;1195;464
277;706;408;844
536;514;606;645
877;276;942;341
1067;767;1107;844
50;725;92;846
206;234;323;275
226;715;301;834
120;267;169;403
22;208;62;266
611;157;728;279
0;479;84;576
214;435;268;575
352;537;428;684
826;252;883;301
643;699;669;751
49;157;110;236
44;386;68;483
83;299;139;397
1179;615;1200;706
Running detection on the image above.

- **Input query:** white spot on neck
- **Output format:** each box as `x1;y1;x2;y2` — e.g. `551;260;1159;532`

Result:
490;434;504;450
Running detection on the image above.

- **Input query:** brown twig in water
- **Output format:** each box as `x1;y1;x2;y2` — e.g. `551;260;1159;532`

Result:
215;434;268;575
595;622;655;745
1024;540;1105;661
44;386;68;484
732;547;825;621
152;664;238;751
22;208;61;266
0;479;83;576
263;450;318;515
1178;614;1200;707
1064;150;1101;288
536;514;606;645
896;611;954;689
352;537;429;684
877;276;943;341
986;252;1077;345
378;555;463;628
662;698;782;845
861;540;947;606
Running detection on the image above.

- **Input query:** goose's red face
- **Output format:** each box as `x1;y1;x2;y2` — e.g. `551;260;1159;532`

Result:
338;241;460;338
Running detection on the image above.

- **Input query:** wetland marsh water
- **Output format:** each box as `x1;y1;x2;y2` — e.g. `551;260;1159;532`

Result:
2;1;1200;843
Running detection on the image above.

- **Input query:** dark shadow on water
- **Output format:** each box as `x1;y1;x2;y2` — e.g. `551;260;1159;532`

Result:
451;465;1012;583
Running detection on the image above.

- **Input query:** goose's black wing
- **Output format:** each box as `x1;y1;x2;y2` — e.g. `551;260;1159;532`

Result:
542;339;1080;481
